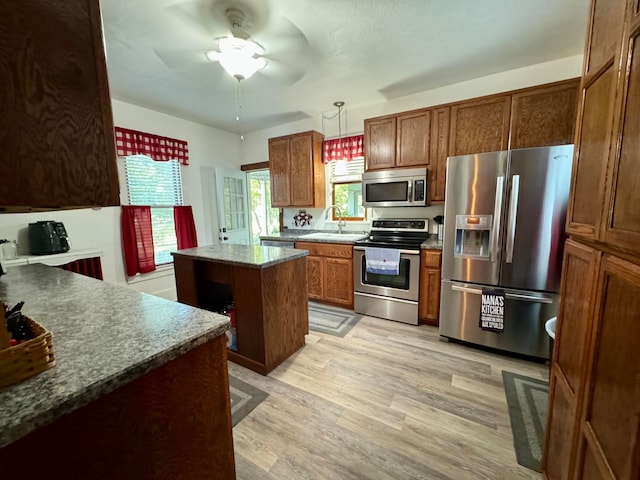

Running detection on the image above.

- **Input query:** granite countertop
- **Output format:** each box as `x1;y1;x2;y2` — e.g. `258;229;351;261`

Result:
421;237;444;250
0;264;230;448
172;244;308;268
260;230;368;245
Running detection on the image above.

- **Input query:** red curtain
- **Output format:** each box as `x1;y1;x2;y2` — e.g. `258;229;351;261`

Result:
114;127;189;165
121;206;156;276
323;134;364;164
174;206;198;250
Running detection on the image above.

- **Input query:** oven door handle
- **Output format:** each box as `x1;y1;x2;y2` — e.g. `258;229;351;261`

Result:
354;246;420;255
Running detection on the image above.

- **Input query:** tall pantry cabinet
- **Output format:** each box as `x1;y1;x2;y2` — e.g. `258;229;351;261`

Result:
542;1;640;479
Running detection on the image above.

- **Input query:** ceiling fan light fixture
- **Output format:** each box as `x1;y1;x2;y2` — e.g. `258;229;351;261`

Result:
208;36;267;80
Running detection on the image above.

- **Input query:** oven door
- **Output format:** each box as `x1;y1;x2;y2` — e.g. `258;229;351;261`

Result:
353;247;420;301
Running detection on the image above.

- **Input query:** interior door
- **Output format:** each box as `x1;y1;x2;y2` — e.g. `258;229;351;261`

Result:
500;145;573;292
215;167;250;244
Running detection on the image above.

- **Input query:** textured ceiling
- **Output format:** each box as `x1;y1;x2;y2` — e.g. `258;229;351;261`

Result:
101;0;590;134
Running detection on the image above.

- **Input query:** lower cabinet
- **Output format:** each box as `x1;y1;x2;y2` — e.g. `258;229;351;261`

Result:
418;249;442;325
295;241;354;309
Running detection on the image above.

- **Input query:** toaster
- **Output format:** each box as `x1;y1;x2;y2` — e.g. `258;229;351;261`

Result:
28;221;71;255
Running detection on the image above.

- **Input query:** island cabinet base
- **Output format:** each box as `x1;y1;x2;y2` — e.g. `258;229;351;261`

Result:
174;255;309;375
0;336;236;479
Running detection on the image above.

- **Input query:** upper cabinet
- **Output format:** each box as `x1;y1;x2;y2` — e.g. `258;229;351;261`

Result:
449;96;511;156
364;116;397;170
0;0;119;211
364;79;580;205
510;79;579;149
269;131;325;208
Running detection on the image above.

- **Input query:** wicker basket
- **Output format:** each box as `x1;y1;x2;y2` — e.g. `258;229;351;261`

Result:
0;315;55;388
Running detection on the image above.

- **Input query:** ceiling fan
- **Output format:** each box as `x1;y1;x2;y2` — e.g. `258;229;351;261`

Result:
155;0;309;85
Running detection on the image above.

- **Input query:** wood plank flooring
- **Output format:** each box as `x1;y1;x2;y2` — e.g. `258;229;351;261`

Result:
229;314;547;479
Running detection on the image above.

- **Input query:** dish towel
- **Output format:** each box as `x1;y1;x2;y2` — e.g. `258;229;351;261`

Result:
365;247;401;275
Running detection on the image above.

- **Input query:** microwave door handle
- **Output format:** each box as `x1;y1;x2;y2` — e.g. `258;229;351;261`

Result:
490;176;504;263
505;175;520;263
407;181;413;204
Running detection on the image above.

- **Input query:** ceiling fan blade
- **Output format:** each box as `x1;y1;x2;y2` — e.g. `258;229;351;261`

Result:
164;1;232;42
153;47;211;70
258;57;306;86
250;15;309;56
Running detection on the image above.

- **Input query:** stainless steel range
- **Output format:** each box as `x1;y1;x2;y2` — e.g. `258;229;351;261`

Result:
353;218;430;325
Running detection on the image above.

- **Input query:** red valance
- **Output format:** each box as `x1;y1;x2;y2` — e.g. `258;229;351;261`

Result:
115;127;189;165
323;134;364;164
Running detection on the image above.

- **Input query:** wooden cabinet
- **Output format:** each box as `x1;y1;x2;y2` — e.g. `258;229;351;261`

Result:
396;110;432;167
602;17;640;255
510;79;579;149
295;241;354;309
429;107;450;203
173;253;308;375
364;116;397;170
449;96;511;156
0;0;119;211
364;80;578;204
364;109;431;171
269;131;324;208
544;1;640;479
418;250;442;325
543;240;601;480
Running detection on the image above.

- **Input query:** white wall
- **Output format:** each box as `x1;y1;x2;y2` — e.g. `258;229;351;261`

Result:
0;100;243;299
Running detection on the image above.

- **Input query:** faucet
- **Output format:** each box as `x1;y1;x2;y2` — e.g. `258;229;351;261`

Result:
325;205;346;234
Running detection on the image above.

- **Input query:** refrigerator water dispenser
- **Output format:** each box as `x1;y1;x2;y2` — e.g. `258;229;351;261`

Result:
454;215;492;259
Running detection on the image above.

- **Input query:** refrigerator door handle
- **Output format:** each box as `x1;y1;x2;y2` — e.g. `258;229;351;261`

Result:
451;285;483;295
451;285;554;304
490;176;504;263
505;175;520;263
504;292;553;304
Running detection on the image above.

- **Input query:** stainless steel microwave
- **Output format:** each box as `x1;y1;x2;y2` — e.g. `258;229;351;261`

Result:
362;167;428;207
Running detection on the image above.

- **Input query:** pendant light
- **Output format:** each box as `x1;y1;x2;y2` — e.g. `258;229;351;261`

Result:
333;101;347;174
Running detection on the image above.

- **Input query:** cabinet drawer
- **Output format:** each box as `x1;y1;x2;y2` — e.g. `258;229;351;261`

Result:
421;250;442;268
295;242;353;259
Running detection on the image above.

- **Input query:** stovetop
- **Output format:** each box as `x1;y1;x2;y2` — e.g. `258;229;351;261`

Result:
355;218;431;251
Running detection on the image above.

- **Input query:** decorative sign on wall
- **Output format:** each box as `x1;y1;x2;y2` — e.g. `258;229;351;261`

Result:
479;288;505;332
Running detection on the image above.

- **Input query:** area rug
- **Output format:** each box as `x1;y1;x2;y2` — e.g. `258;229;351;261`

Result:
229;375;268;427
308;302;362;337
502;371;549;472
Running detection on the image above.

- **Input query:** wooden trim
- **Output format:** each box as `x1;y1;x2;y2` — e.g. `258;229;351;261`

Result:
240;161;269;171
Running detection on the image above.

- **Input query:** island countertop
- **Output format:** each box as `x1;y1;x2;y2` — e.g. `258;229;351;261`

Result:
0;264;230;449
172;244;308;268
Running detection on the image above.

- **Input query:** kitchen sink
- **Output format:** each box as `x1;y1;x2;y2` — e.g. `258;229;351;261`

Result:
298;232;367;241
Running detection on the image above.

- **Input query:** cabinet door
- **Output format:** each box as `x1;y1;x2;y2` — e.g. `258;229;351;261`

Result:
429;107;450;203
269;137;291;207
574;254;640;480
396;110;430;168
602;23;640;255
324;258;353;308
510;80;580;149
584;0;627;77
290;133;314;206
0;0;119;210
418;250;441;325
449;96;511;156
543;240;601;480
365;117;397;170
305;255;324;300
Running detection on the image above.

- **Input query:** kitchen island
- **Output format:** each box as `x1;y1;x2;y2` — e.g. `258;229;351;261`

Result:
0;264;235;479
172;244;309;375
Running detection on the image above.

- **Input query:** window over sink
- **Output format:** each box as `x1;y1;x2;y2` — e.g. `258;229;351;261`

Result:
329;157;366;221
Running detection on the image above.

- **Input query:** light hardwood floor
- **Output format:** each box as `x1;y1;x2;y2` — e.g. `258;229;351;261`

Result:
229;315;547;479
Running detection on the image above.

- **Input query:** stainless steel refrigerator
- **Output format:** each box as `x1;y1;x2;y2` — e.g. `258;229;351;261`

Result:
439;145;573;359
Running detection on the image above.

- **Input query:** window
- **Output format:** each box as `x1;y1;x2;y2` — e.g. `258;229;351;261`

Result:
124;155;183;265
329;158;366;221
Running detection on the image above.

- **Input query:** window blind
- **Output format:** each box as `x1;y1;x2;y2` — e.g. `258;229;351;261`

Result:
328;157;364;183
